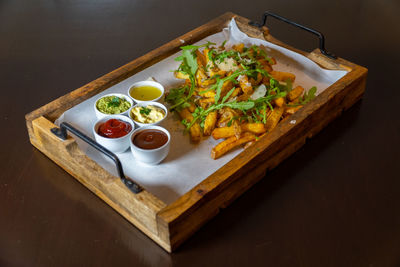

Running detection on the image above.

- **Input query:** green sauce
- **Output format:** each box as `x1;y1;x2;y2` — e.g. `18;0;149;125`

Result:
96;96;131;114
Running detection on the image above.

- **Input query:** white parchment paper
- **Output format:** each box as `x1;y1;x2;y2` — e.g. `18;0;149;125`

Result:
55;19;347;204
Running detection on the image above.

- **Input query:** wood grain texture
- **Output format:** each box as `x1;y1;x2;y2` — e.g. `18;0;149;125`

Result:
30;116;170;250
25;12;367;252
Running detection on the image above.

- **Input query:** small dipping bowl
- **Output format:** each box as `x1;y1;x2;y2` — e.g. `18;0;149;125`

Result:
130;126;170;165
93;115;135;154
128;80;164;103
129;101;168;127
94;93;133;120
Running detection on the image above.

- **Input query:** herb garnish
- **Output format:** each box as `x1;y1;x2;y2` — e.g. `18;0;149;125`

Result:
107;96;121;108
140;107;152;115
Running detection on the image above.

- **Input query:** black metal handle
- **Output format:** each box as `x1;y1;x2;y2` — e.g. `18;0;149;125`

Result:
249;11;337;59
51;122;142;194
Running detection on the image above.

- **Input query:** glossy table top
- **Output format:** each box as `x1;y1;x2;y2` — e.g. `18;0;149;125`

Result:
1;0;400;266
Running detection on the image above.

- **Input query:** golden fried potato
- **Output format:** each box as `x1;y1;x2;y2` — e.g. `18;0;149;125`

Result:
196;50;207;68
233;43;244;53
203;111;217;136
265;106;284;132
178;108;201;143
174;71;189;80
212;123;266;139
287;86;304;102
211;132;256;159
196;68;215;87
274;97;285;107
198;97;215;109
238;75;253;95
199;88;216;98
270;70;296;83
284;105;303;116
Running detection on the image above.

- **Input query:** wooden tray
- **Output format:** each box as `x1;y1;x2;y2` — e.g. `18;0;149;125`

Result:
25;12;367;252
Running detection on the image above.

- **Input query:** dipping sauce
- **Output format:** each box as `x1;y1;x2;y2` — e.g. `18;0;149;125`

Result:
130;85;162;101
98;119;132;138
130;105;165;124
133;129;168;149
96;96;131;114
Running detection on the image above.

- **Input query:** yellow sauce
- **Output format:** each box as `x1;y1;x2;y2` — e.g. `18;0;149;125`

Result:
130;85;162;101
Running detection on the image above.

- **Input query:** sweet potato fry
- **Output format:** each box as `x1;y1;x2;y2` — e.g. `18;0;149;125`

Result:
211;132;256;159
265;106;284;132
203;111;217;136
287;86;304;102
212;123;266;139
270;70;295;83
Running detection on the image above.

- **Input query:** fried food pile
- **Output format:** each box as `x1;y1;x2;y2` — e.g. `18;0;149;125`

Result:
166;41;316;159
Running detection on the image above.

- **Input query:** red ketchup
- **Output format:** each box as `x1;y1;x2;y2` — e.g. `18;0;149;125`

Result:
98;119;132;138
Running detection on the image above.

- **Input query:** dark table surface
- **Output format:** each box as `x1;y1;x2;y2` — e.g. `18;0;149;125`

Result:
1;0;400;266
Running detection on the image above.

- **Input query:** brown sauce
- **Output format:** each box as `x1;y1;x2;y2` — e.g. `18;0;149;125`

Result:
133;129;168;149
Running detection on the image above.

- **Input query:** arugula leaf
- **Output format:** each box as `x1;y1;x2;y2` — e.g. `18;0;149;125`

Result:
221;87;236;104
182;49;198;77
300;86;317;104
180;41;215;51
214;79;224;104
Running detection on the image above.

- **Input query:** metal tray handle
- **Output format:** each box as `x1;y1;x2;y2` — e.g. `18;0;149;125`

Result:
51;122;142;194
249;11;337;59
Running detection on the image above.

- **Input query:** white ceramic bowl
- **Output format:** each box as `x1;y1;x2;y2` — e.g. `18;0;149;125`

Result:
94;93;133;120
128;101;168;127
93;115;135;154
130;126;170;165
127;80;165;103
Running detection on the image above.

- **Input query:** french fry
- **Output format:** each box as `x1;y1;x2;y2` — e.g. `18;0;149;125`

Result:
284;105;303;116
270;70;295;83
274;97;285;107
168;42;317;159
195;50;207;68
178;108;201;143
221;80;234;95
203;111;217;136
217;108;239;127
199;97;215;109
241;123;266;134
190;124;202;143
235;93;250;102
232;43;244;53
238;75;253;95
212;123;266;139
232;120;242;139
196;68;214;87
287;86;304;102
211;132;256;159
199;88;216;98
174;71;189;80
265;106;284;132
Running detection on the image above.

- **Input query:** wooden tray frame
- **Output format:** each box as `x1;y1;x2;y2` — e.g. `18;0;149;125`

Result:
25;12;367;252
